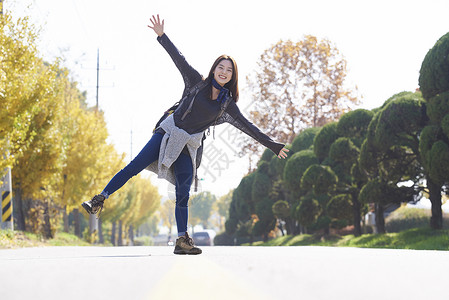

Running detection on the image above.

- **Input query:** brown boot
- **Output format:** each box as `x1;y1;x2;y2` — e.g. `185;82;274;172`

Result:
82;194;105;218
173;232;202;255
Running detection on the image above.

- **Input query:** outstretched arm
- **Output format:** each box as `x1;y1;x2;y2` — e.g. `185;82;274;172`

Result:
147;14;202;95
148;14;164;37
220;101;289;158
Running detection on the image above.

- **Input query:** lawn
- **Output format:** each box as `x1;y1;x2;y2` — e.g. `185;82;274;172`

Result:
248;228;449;251
0;230;90;248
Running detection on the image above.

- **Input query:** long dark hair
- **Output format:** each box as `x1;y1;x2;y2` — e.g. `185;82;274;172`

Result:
206;55;239;103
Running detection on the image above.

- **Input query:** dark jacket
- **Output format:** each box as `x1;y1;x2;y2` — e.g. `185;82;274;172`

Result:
157;33;285;156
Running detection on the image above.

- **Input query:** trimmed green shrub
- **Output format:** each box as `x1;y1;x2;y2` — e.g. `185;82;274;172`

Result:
291;127;321;153
134;236;153;246
419;32;449;99
386;207;431;232
296;194;322;226
259;148;274;163
283;150;319;197
214;232;235;245
327;194;353;221
314;122;339;162
337;109;374;147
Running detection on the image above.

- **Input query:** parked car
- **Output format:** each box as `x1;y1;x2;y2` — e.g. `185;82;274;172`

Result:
192;230;216;246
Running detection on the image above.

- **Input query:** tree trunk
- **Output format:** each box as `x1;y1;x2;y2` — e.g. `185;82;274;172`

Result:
98;218;104;244
73;209;81;237
63;207;69;233
299;223;304;235
352;196;362;237
375;203;386;234
285;218;294;235
89;215;97;238
263;233;268;242
12;188;26;231
428;179;443;230
111;221;116;246
128;225;134;246
118;220;123;246
42;199;53;239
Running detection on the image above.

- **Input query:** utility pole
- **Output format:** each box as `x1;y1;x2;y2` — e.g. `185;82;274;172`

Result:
90;49;101;238
81;48;114;110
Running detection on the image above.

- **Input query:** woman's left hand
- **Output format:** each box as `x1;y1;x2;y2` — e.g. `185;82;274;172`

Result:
277;147;290;159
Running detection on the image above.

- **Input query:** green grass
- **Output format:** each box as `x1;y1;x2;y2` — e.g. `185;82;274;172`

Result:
47;232;90;246
247;228;449;251
0;230;90;248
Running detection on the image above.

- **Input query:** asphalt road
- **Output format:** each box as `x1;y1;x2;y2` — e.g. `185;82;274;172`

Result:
0;245;448;300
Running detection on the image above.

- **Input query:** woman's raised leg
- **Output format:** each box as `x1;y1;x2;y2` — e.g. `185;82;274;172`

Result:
102;132;164;197
82;132;163;216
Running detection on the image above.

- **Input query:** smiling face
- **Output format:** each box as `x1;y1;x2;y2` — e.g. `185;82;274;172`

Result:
207;55;239;102
213;59;233;86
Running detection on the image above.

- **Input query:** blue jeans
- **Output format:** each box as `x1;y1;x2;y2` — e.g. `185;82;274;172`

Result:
102;132;193;234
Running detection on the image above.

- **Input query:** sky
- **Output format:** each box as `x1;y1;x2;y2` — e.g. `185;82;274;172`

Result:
6;0;449;199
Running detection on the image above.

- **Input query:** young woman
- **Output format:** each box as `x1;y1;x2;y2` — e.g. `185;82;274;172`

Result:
82;15;289;255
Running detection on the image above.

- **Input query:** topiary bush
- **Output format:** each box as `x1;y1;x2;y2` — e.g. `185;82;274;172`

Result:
385;207;431;232
225;217;238;235
283;150;319;197
419;32;449;99
426;91;449;124
134;236;153;246
337;109;374;147
296;194;322;227
291;127;321;153
429;141;449;185
329;137;359;163
252;162;272;203
327;194;353;221
272;200;290;220
214;232;235;245
259;148;274;164
301;164;337;195
313;122;339;162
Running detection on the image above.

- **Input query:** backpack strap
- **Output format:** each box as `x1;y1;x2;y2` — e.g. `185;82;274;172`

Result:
180;80;208;121
211;95;232;139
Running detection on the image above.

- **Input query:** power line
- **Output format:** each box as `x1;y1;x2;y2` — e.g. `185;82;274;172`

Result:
70;0;92;45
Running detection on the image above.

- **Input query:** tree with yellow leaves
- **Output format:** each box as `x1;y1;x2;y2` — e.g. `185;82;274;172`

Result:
119;176;160;244
0;14;48;175
159;200;176;237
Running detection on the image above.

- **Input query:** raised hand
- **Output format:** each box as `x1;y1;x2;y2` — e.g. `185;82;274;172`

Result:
148;14;164;37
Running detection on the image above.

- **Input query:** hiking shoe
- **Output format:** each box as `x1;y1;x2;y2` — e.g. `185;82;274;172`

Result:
174;232;202;255
82;194;105;218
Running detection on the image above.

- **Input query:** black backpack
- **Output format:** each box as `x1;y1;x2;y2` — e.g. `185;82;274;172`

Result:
152;102;180;133
153;81;207;133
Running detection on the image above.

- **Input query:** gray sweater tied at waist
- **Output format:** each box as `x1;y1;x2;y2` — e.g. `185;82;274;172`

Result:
145;114;204;186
